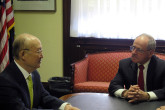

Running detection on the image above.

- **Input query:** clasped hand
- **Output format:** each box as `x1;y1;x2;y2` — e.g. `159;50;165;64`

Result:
122;85;149;103
64;104;80;110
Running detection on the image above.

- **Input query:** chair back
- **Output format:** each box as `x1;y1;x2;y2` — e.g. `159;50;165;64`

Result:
87;51;131;82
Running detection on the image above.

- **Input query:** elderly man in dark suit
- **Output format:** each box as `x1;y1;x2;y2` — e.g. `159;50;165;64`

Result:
0;33;80;110
109;33;165;103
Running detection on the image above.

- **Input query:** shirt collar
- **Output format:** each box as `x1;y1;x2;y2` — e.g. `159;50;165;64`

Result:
138;59;150;68
14;60;32;80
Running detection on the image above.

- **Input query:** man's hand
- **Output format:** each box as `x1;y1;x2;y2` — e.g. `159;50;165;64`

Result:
64;104;80;110
128;88;149;103
122;85;139;99
122;85;150;103
156;106;165;110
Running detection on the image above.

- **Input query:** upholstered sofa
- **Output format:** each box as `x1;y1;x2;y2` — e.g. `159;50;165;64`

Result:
71;51;165;93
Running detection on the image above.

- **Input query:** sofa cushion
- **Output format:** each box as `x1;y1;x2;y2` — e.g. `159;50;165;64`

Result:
87;51;131;82
74;81;110;93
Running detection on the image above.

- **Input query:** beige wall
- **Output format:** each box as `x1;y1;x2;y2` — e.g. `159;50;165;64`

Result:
14;0;63;82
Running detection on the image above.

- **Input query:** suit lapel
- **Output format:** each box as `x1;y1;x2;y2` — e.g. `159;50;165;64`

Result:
32;71;41;107
9;62;31;108
130;62;138;85
146;55;156;91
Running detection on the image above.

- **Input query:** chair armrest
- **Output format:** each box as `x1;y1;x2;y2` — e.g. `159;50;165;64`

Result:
71;57;89;84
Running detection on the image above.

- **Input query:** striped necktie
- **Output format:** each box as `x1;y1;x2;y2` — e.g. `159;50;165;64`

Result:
28;75;33;109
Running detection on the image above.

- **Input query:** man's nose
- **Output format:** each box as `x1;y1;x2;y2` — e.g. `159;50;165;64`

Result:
40;53;43;58
131;49;137;54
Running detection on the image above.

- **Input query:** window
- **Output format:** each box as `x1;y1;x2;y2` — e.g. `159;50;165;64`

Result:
70;0;165;40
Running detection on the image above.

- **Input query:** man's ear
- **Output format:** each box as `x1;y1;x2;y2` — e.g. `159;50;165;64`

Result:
149;50;155;57
19;50;25;60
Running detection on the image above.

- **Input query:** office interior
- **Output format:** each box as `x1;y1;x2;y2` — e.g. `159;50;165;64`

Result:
14;0;165;93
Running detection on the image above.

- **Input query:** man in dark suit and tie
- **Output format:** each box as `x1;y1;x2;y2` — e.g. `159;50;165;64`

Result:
0;33;80;110
109;33;165;103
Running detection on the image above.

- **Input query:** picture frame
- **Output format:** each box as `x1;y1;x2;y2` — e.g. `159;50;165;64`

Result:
13;0;56;11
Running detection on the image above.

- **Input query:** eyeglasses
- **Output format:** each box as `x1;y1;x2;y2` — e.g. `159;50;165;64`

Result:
130;46;149;54
23;49;43;54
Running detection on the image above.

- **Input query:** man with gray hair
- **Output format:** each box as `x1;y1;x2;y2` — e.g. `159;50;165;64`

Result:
109;33;165;103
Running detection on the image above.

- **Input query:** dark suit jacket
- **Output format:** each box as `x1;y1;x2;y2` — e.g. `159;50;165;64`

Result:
109;55;165;100
0;62;65;110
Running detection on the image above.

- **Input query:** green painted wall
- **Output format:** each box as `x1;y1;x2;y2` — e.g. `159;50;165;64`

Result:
14;0;63;82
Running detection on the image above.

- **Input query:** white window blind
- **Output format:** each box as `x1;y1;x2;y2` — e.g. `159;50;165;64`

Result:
70;0;165;40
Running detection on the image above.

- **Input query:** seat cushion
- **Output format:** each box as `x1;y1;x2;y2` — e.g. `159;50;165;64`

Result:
73;81;110;93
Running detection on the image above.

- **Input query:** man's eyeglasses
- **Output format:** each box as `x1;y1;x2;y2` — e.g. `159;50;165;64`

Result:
23;49;43;54
130;46;149;54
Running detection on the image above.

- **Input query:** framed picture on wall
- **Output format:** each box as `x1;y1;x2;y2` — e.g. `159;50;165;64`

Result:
13;0;56;11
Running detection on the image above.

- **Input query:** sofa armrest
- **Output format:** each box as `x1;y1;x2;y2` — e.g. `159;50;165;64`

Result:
71;57;89;84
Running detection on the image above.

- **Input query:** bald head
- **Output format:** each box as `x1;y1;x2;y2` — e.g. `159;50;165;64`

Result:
13;33;40;59
135;33;156;51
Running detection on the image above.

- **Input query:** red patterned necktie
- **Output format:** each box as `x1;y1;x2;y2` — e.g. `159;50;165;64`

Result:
138;65;144;90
